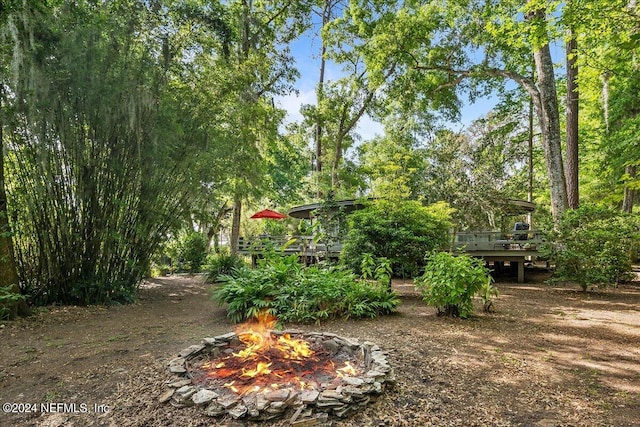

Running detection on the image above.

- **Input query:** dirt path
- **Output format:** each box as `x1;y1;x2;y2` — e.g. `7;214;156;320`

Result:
1;271;639;426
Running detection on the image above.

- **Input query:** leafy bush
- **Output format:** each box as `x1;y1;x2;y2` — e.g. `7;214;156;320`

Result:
415;251;492;318
341;200;452;278
149;263;173;277
204;252;247;283
478;279;499;313
212;255;400;323
360;253;392;289
172;231;208;273
545;205;639;291
0;285;28;320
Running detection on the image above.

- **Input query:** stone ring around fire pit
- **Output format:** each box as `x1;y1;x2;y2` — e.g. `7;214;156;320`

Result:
161;330;395;423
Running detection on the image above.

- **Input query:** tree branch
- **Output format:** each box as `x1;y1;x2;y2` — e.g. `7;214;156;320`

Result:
401;49;539;99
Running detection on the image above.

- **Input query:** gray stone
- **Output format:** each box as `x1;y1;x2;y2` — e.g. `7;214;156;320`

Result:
266;402;287;415
204;402;225;417
176;385;196;399
265;389;290;402
255;394;270;411
333;405;352;417
341;376;364;387
158;389;174;403
269;401;286;410
178;344;205;358
342;385;367;397
168;357;185;366
316;398;343;408
229;403;248;419
319;389;343;401
168;379;191;388
218;395;241;409
192;389;219;405
365;370;385;378
323;339;341;353
300;390;319;404
242;394;256;408
168;357;186;373
216;332;237;341
284;390;299;406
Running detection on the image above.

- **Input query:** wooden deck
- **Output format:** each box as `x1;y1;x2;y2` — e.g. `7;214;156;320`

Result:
453;230;545;283
238;230;546;282
238;236;341;265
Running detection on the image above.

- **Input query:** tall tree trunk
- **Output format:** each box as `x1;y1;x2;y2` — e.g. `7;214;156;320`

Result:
602;65;636;212
621;1;638;212
314;1;331;198
601;72;610;132
527;93;534;226
622;165;636;213
0;93;27;319
529;10;569;222
565;24;579;209
230;195;242;255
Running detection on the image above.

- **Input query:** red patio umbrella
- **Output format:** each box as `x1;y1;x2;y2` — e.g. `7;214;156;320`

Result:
250;209;288;219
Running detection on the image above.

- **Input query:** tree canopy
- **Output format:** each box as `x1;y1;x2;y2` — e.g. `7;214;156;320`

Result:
1;0;638;309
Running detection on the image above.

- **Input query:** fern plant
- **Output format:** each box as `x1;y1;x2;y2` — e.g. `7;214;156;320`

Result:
212;257;400;323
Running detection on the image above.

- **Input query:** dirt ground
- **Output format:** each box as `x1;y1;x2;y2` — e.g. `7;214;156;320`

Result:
1;268;639;427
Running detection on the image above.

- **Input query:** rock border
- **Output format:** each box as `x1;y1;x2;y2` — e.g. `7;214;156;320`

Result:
161;331;395;422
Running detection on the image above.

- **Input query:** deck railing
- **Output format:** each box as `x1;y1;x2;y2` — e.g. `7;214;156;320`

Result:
453;230;545;252
238;235;342;260
237;230;545;260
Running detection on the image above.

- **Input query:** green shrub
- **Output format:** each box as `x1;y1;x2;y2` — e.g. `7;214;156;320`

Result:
478;279;499;313
341;200;452;278
177;231;208;273
212;256;400;323
204;252;247;283
0;285;28;320
149;263;173;277
415;251;492;318
360;253;392;289
545;205;639;291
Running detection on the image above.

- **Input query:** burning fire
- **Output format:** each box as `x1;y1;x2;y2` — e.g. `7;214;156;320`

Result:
198;312;359;395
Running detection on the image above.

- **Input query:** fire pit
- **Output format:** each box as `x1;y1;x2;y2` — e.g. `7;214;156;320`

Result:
161;314;394;423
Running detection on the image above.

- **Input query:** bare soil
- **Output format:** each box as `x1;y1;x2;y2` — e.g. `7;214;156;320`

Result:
1;269;639;427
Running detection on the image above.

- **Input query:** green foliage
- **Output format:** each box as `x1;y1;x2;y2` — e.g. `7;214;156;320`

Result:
415;252;492;318
149;264;172;278
212;256;400;324
545;205;639;291
204;252;247;283
360;253;392;288
341;200;452;278
360;253;376;280
2;1;223;305
0;285;27;320
176;232;208;273
478;279;499;313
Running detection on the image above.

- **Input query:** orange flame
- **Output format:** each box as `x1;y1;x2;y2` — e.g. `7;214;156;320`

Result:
337;361;357;377
200;311;359;396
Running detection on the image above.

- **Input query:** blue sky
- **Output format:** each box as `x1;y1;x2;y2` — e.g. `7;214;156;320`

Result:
275;8;568;144
275;27;498;141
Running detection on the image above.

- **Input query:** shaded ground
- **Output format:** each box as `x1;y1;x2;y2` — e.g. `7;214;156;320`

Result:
1;269;639;426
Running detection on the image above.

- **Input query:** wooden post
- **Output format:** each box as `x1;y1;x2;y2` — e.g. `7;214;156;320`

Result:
517;261;524;283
